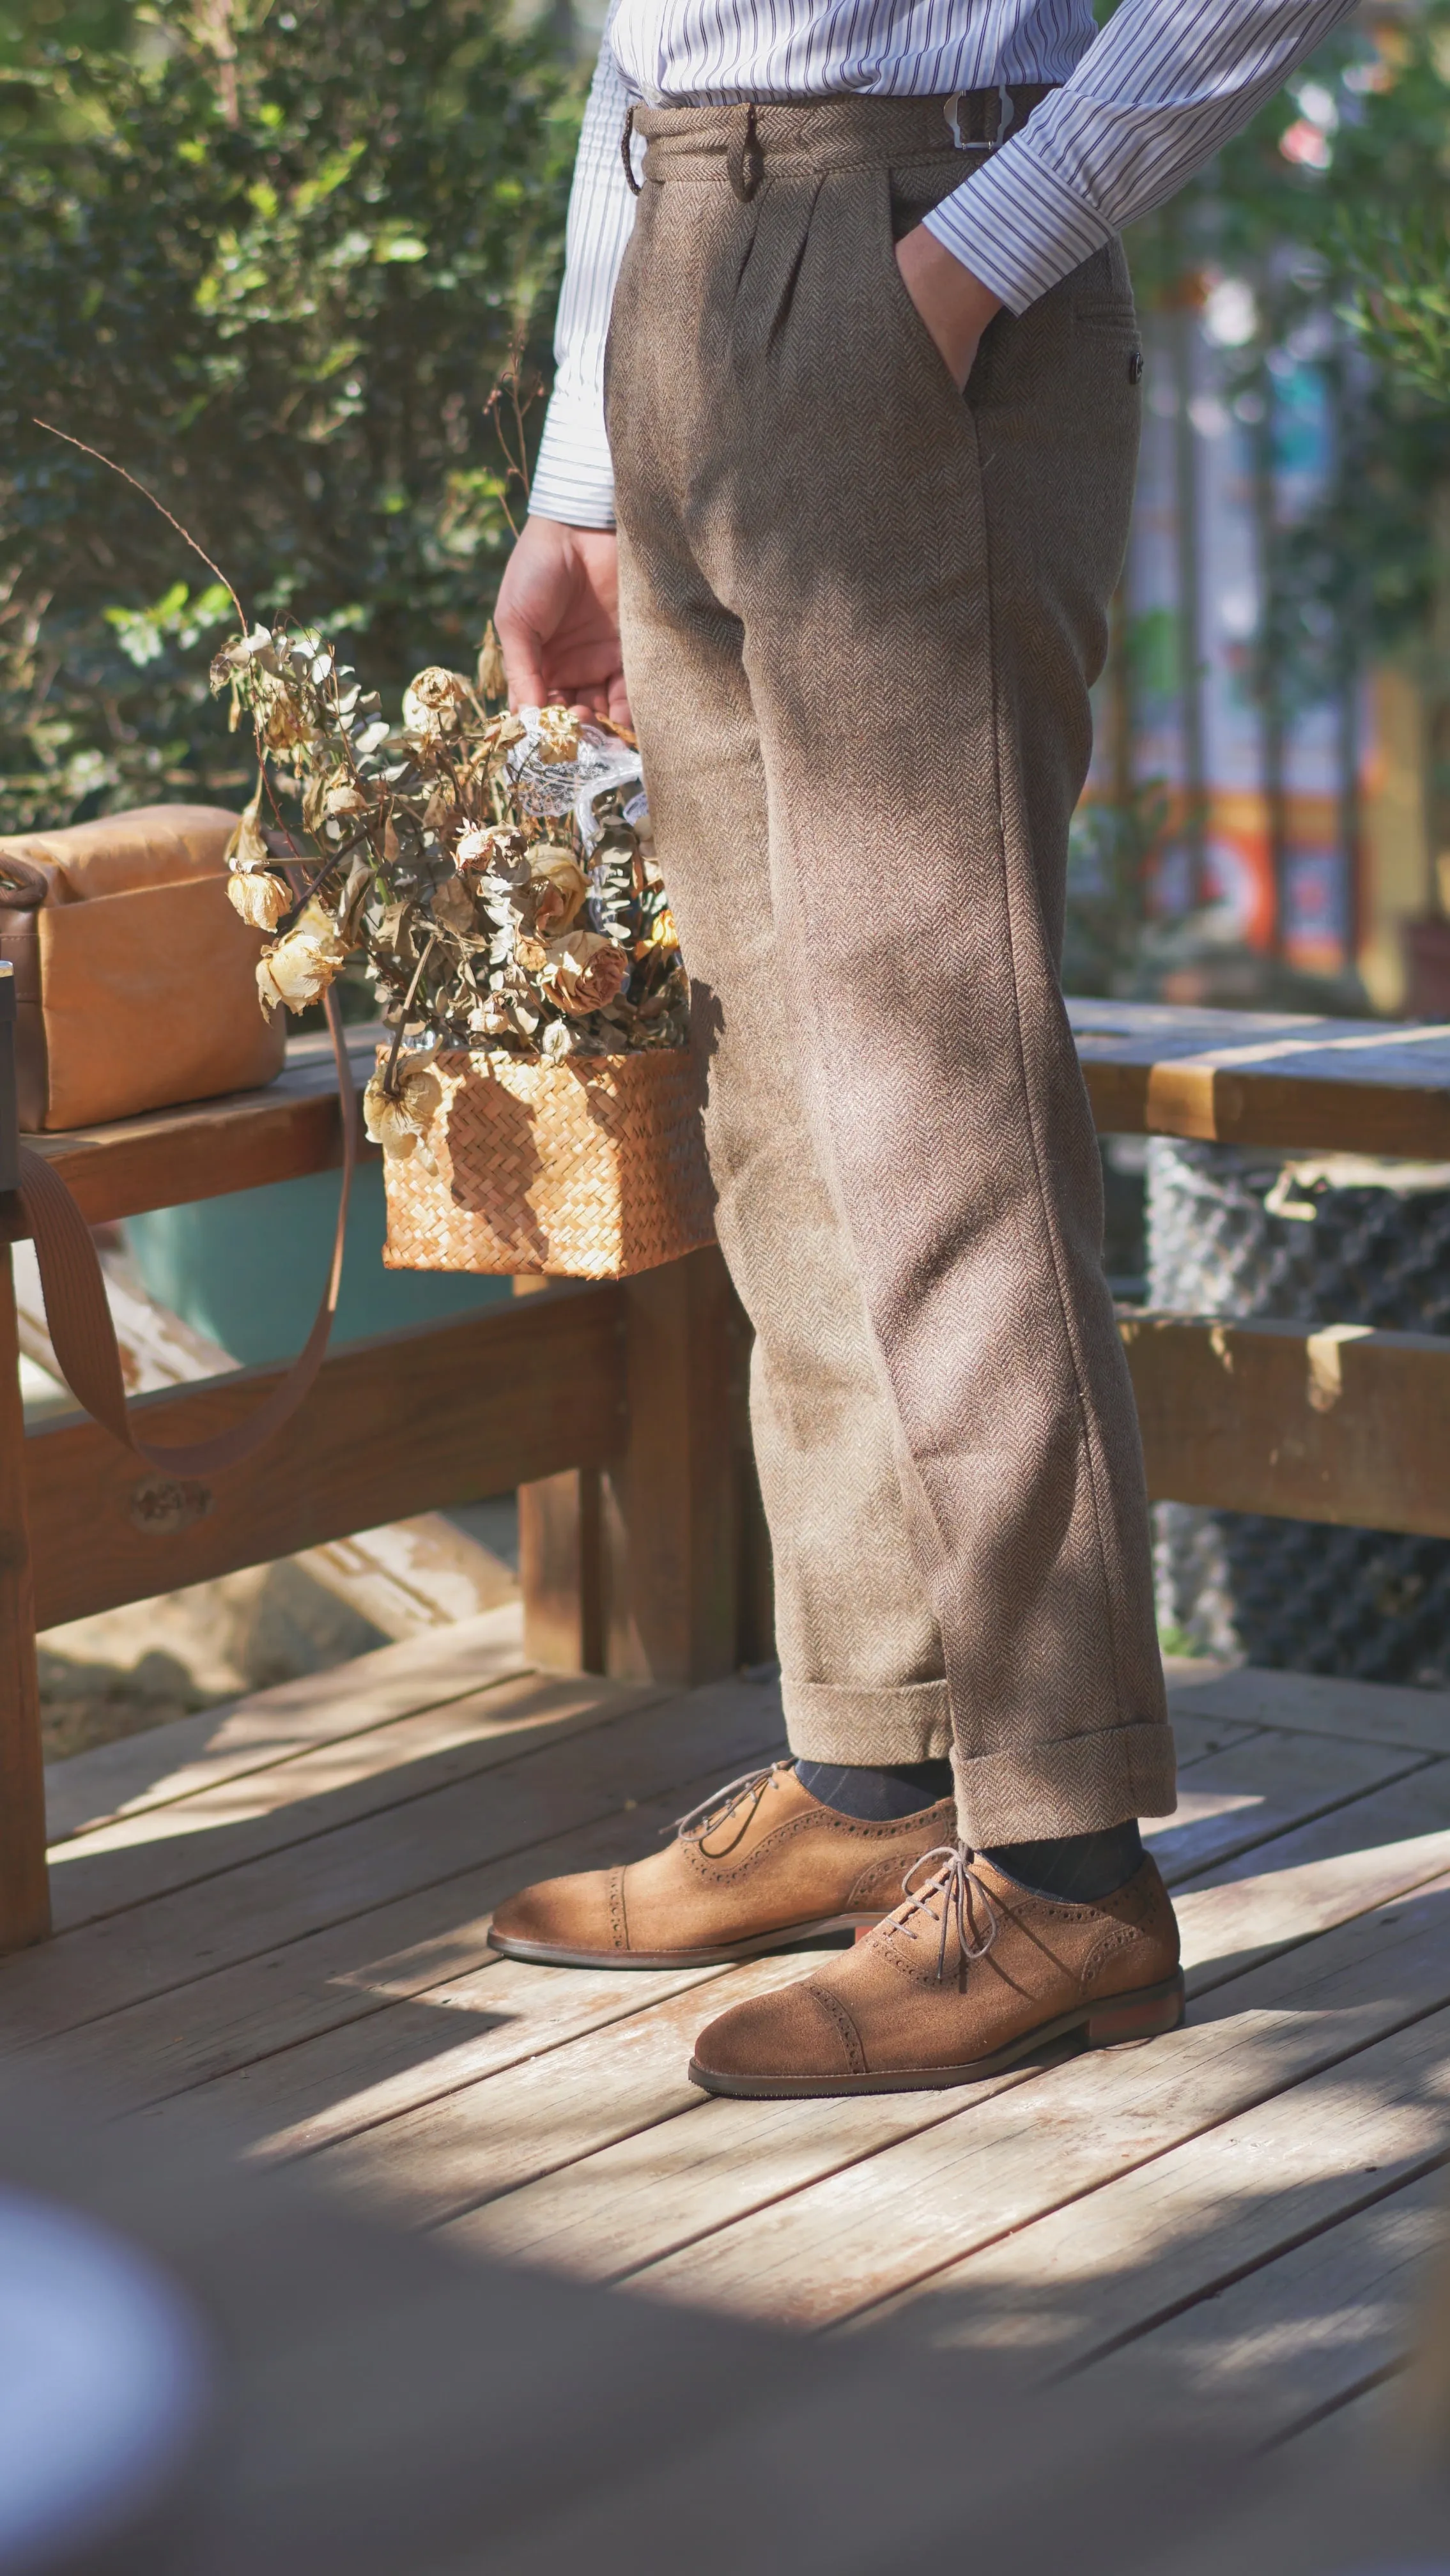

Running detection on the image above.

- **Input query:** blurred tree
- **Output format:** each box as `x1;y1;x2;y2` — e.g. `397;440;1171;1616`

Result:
0;0;578;828
1077;4;1450;981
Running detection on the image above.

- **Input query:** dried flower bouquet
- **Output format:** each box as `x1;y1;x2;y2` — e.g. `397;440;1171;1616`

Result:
210;619;711;1276
209;622;688;1132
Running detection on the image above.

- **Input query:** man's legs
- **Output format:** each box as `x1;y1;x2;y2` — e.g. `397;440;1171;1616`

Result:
615;546;954;1772
608;98;1173;1848
491;94;1182;2023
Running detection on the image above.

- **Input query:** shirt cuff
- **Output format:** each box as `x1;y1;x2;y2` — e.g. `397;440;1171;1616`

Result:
922;142;1115;314
529;392;617;530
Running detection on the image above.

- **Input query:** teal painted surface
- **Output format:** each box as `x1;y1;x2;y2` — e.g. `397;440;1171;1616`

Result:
126;1161;513;1365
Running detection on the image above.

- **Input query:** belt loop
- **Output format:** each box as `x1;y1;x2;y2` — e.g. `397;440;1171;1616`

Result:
727;101;763;203
621;103;642;195
994;78;1016;147
943;90;965;150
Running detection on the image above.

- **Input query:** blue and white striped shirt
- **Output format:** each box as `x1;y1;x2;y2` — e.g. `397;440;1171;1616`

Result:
530;0;1354;526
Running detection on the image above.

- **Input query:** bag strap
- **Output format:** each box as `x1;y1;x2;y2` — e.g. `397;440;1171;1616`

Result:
16;990;358;1477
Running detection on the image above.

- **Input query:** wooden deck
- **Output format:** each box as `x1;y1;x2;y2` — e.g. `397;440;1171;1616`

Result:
6;1610;1450;2453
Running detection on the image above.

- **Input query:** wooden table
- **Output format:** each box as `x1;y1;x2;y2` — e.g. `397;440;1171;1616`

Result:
3;996;1449;1954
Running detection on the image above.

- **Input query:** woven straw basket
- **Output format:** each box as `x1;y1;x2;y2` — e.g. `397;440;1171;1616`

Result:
380;1045;716;1280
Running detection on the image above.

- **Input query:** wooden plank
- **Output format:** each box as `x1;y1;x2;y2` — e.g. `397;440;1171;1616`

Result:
100;1706;1257;2143
867;1999;1450;2376
1143;1729;1428;1883
518;1469;605;1675
183;1950;746;2161
12;1004;1450;1242
601;1247;743;1687
45;1669;663;1933
1122;1310;1450;1538
25;1282;624;1630
144;1730;1437;2156
1173;1755;1450;1996
0;1034;381;1238
20;1689;793;2112
0;1244;49;1952
270;1735;1418;2273
440;1781;1450;2308
1164;1712;1265;1770
43;1601;527;1846
1076;2165;1446;2442
594;1868;1450;2329
1070;996;1450;1158
1167;1665;1450;1761
1275;2373;1394;2459
298;1952;824;2228
0;1672;787;2043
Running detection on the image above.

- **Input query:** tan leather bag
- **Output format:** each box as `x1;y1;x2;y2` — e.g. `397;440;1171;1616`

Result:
0;804;284;1131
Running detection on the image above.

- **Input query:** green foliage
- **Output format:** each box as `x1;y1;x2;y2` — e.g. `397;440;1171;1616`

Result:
1341;203;1450;410
1063;781;1171;997
0;0;580;831
1133;12;1450;678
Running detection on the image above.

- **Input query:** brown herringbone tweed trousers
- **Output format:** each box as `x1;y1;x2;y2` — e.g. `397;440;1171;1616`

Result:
607;95;1175;1841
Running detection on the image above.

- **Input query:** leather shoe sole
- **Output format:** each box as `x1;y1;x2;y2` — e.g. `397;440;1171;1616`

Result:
487;1908;889;1971
687;1968;1187;2097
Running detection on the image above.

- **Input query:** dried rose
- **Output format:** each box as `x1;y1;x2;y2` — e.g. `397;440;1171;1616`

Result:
254;678;314;755
225;795;269;872
456;823;528;880
403;667;473;739
228;871;291;932
535;705;580;764
363;1075;419;1160
529;843;588;935
401;1064;442;1126
256;899;350;1017
541;930;629;1016
469;993;515;1039
477;622;507;703
429;875;479;934
362;1063;442;1165
514;935;548;974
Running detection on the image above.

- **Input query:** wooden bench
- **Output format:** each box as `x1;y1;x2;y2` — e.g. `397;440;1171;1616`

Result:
2;993;1449;1955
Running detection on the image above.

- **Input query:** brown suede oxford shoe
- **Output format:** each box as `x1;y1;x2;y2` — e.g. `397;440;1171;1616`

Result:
688;1843;1184;2096
486;1762;958;1969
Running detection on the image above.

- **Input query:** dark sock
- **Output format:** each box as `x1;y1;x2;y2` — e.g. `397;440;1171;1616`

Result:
793;1758;954;1823
983;1820;1144;1904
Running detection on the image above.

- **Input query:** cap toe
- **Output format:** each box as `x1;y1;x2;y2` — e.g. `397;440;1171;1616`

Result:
691;1977;865;2083
490;1868;617;1956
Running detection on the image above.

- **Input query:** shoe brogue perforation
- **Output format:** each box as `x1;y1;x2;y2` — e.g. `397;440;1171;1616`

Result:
688;1848;1185;2099
809;1982;868;2076
1080;1917;1144;1987
487;1769;960;1969
681;1800;953;1890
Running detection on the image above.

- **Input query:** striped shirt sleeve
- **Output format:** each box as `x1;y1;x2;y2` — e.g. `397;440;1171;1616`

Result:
923;0;1359;310
528;11;638;528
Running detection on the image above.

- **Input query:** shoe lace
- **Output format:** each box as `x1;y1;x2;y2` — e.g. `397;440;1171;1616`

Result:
884;1844;1001;1984
667;1764;780;1856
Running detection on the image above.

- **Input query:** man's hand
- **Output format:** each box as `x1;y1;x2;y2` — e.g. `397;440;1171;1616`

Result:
494;516;631;726
895;228;1003;391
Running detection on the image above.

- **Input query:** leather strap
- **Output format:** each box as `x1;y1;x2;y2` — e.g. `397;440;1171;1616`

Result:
16;989;357;1476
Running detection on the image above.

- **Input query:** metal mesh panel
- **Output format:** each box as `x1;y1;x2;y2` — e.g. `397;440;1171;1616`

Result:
1146;1138;1450;1683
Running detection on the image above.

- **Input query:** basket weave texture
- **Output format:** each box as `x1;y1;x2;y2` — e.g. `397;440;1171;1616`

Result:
380;1045;716;1279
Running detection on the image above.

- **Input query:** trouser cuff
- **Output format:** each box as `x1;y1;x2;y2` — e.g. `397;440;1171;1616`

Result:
953;1720;1177;1846
783;1676;954;1765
